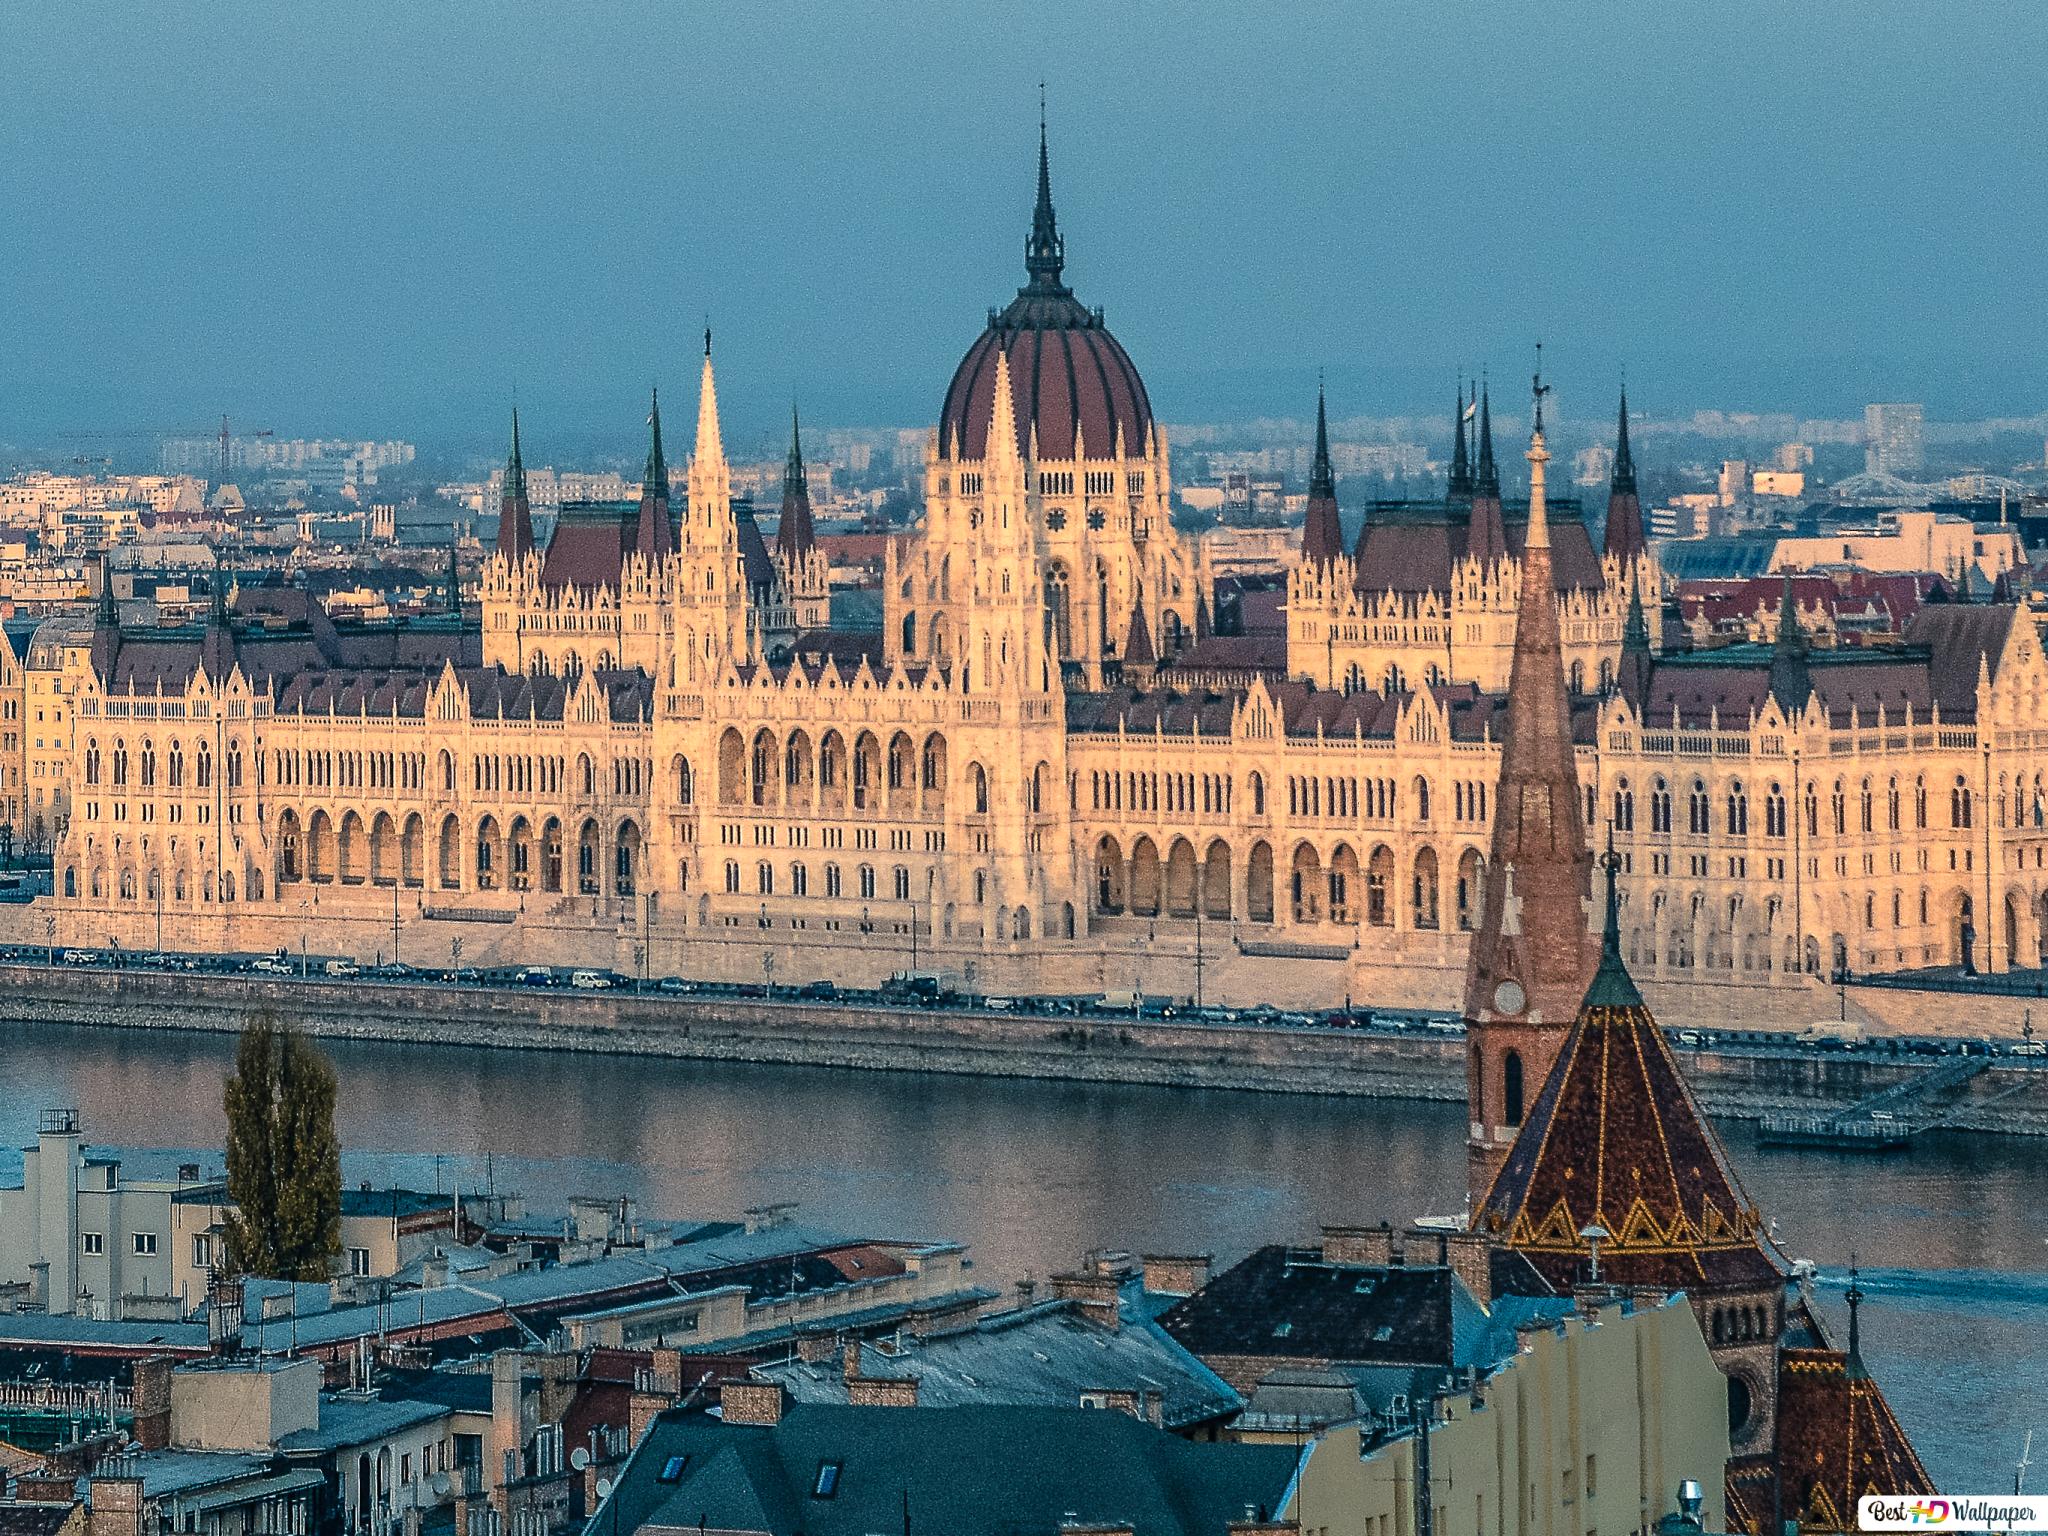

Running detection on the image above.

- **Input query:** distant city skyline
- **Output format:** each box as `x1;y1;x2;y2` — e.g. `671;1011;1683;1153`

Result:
5;2;2046;440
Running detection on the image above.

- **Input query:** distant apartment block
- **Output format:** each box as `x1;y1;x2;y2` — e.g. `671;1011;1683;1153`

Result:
1864;402;1925;476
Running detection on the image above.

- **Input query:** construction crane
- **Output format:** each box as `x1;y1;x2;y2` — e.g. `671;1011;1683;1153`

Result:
56;418;272;482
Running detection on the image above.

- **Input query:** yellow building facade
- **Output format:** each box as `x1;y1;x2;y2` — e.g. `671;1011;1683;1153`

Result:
1278;1295;1731;1536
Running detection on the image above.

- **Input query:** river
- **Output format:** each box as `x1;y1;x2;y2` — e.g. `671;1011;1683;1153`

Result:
0;1021;2039;1493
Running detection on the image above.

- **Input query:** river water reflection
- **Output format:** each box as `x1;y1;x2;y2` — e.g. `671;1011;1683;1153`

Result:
0;1022;2039;1490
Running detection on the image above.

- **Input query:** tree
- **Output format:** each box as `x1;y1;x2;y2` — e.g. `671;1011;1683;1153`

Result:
222;1012;342;1280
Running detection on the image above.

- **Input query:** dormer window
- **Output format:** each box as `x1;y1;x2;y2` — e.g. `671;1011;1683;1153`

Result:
812;1462;841;1499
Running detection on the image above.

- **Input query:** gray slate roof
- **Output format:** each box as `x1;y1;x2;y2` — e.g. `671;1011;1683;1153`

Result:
599;1403;1303;1536
755;1298;1242;1431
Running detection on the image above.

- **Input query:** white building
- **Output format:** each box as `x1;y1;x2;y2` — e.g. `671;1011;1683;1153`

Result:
1864;403;1925;476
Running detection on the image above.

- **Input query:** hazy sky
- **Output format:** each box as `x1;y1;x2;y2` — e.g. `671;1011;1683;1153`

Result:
4;1;2045;448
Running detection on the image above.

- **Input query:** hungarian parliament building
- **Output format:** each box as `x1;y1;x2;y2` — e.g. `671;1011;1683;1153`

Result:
22;134;2048;1014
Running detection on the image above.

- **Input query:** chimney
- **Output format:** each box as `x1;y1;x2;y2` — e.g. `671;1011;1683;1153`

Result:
627;1386;675;1446
1319;1223;1394;1267
129;1356;173;1451
1140;1388;1165;1427
845;1372;920;1408
1140;1254;1211;1297
86;1478;143;1536
718;1380;785;1426
1048;1272;1121;1331
795;1329;840;1364
1433;1229;1495;1307
842;1341;862;1384
13;1475;79;1503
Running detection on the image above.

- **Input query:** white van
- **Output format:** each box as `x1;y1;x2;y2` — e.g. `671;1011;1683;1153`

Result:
323;959;360;978
570;969;612;990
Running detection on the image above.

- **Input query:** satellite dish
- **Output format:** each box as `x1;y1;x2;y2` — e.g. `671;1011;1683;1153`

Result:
570;1449;590;1472
595;1479;613;1501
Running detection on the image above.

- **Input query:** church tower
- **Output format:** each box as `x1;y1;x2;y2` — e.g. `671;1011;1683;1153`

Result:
1464;375;1595;1201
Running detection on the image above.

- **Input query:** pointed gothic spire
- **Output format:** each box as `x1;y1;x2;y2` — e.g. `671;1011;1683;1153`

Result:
1612;389;1635;493
1845;1265;1870;1381
1769;571;1812;715
777;402;816;561
986;345;1022;467
1024;108;1067;293
693;346;725;472
1474;385;1499;497
633;385;676;562
1462;387;1595;1199
1465;383;1508;568
643;387;667;500
497;408;534;561
1603;388;1647;561
1301;380;1343;566
445;541;462;616
1449;383;1472;499
1583;836;1644;1009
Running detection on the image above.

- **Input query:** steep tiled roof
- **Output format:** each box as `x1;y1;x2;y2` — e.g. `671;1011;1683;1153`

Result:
1477;888;1784;1295
1351;499;1604;598
1905;602;2016;713
1738;1347;1934;1534
539;502;633;591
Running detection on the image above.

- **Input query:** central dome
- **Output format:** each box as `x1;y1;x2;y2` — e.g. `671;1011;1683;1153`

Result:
938;129;1153;464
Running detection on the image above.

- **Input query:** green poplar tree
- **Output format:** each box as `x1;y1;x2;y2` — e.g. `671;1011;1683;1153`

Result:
222;1013;343;1280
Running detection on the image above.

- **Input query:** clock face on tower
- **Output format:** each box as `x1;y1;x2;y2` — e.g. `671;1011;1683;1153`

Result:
1493;979;1526;1015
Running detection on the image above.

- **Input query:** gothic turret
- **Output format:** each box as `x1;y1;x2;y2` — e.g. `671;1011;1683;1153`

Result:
777;405;817;562
1466;384;1509;568
1769;572;1812;715
635;386;674;561
1603;390;1646;561
497;409;534;561
1448;383;1472;500
1463;375;1594;1201
1301;383;1343;566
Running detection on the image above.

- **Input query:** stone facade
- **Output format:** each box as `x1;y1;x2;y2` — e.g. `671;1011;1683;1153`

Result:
21;137;2048;1016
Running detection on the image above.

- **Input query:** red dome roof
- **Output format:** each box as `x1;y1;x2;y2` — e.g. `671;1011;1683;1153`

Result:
937;126;1153;464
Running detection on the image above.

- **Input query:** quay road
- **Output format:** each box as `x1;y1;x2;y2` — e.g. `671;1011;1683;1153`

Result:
7;939;2048;1064
3;943;2047;1135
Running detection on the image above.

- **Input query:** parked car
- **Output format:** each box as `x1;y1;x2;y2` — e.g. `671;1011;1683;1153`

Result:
570;969;612;990
250;957;292;976
656;976;692;995
62;948;96;965
323;959;361;978
518;966;554;987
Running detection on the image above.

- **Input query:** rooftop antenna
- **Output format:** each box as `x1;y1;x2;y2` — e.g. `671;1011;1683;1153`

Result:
2018;1428;2034;1497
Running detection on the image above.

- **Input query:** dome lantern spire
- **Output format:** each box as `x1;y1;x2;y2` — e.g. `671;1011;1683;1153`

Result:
1024;100;1067;294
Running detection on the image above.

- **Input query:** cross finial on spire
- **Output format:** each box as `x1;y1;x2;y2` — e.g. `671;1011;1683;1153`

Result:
1531;341;1550;435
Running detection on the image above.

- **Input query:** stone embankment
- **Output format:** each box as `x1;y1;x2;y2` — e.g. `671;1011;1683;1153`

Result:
3;966;2046;1135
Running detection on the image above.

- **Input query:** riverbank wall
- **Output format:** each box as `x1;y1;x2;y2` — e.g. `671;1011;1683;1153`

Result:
5;966;2048;1135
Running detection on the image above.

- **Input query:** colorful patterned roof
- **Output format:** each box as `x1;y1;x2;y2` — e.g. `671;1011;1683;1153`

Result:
1477;859;1784;1294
